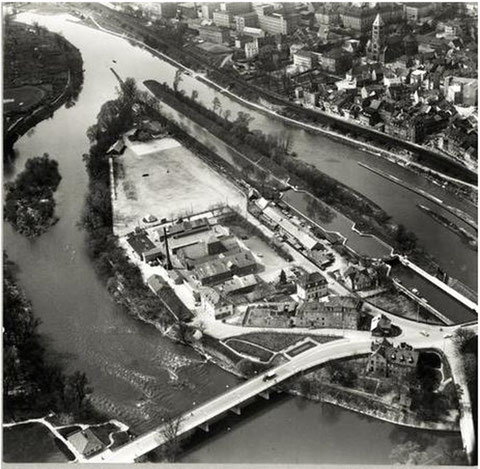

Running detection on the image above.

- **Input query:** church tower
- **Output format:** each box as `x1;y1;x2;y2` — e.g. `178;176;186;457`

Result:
367;13;385;62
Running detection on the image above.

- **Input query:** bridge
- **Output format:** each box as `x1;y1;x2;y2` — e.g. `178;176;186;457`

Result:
89;338;372;463
88;314;477;464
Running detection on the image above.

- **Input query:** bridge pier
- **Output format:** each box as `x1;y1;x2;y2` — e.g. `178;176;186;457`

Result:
199;423;210;432
229;406;242;416
259;390;270;400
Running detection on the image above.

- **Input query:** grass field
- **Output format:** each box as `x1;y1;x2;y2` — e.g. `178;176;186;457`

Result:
112;137;245;235
4;86;46;114
224;339;274;362
232;332;339;352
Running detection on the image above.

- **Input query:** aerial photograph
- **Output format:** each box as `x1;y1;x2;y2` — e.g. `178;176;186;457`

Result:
2;1;478;465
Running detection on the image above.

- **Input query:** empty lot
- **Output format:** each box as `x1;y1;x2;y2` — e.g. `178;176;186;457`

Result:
112;137;245;235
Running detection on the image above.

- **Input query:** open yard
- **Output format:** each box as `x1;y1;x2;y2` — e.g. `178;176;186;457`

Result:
112;137;245;235
368;290;442;324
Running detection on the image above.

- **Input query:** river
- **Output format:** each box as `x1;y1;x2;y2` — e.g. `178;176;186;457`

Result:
3;12;464;463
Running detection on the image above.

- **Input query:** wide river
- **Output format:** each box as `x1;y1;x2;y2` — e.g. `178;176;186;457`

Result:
4;12;467;463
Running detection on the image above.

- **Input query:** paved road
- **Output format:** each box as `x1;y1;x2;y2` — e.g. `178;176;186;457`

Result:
89;338;372;463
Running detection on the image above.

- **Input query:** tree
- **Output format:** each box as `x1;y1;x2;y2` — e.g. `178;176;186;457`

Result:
452;329;476;356
279;269;287;285
158;412;183;462
173;69;183;93
212;96;221;115
191;89;198;102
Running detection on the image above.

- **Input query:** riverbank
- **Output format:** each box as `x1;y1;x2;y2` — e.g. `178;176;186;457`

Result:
3;18;84;162
77;2;476;190
143;80;447;278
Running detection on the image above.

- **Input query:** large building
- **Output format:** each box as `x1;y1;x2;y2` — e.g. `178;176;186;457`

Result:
295;296;361;329
234;11;259;32
198;25;230;43
220;2;252;15
194;250;257;286
366;340;419;380
213;10;233;28
258;11;300;35
296;271;328;301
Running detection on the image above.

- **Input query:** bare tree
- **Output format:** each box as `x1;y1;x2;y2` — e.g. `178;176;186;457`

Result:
158;411;183;462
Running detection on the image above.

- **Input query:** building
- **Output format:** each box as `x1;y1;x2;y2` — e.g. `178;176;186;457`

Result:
366;14;386;62
315;5;339;26
219;274;258;296
220;2;252;15
343;264;379;291
404;3;433;22
341;5;377;33
444;76;478;106
140;2;178;19
201;2;221;19
370;314;393;337
198;25;230;44
258;11;300;35
213;10;233;28
295;296;361;329
293;50;314;70
177;235;240;269
297;271;328;301
245;40;259;58
366;340;419;380
194;250;257;286
126;231;156;259
67;429;104;458
234;11;258;32
200;287;235;319
319;48;353;74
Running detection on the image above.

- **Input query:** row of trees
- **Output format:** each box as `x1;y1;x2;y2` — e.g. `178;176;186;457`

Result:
82;78;192;330
4;254;92;421
146;81;424;258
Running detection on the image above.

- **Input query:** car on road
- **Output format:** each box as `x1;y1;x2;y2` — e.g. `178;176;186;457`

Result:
262;373;277;382
443;334;453;339
420;331;430;337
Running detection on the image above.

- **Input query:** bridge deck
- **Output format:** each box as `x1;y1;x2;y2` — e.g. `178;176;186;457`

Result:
90;338;371;463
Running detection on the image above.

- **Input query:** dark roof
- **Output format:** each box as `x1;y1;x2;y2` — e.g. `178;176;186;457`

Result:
127;232;156;256
298;271;327;288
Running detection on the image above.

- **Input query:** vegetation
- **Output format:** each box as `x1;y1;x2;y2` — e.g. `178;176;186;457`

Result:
82;78;191;328
4;154;61;237
4;18;84;161
234;333;338;352
224;339;274;362
3;254;92;422
143;80;437;265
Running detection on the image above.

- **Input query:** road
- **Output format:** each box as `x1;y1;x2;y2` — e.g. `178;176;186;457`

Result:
89;337;372;463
